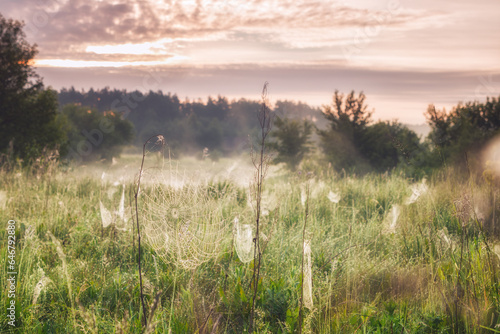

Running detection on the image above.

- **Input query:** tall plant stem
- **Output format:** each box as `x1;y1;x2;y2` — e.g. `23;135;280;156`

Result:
135;134;165;327
250;83;272;332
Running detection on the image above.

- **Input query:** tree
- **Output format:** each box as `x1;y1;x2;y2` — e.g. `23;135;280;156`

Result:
318;90;372;171
426;96;500;166
269;117;314;170
321;90;372;135
319;90;425;174
0;14;65;161
61;104;134;162
360;121;423;173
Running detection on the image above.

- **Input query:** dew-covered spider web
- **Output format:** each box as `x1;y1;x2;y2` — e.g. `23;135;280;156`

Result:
99;173;130;232
138;144;230;270
233;217;254;263
303;239;313;309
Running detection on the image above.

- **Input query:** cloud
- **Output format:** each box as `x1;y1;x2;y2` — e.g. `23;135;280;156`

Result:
3;0;445;60
2;0;498;124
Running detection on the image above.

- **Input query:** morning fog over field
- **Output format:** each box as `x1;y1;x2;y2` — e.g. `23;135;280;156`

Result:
1;0;500;333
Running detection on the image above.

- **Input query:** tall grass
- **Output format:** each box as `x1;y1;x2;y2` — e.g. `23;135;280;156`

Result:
1;152;500;332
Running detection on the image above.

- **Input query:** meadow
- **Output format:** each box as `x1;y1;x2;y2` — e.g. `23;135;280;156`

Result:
1;152;500;333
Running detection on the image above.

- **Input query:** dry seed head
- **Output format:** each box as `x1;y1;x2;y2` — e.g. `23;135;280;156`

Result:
145;134;166;155
156;135;165;146
454;194;473;226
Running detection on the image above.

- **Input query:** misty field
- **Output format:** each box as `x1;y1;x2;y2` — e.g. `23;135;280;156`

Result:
1;154;500;333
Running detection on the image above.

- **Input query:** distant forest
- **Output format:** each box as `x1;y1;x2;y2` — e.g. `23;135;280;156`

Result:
57;87;500;176
58;87;327;156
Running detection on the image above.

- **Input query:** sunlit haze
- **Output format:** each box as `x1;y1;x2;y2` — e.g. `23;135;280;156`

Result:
1;0;499;123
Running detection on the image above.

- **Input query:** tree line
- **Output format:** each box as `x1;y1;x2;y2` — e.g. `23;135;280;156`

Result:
58;87;322;159
1;13;499;176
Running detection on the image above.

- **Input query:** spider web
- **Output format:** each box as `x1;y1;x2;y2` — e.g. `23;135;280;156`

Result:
233;218;254;263
139;162;229;270
99;174;130;231
304;239;313;309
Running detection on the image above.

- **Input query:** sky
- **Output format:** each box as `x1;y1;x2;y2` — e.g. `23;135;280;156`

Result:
1;0;499;124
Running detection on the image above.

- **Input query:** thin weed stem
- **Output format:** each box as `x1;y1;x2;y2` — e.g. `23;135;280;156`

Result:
135;134;165;327
249;82;273;332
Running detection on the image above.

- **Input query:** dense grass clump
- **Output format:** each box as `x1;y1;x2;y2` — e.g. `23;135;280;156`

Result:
1;156;500;333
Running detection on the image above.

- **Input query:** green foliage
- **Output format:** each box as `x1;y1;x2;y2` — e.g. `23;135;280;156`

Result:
261;278;295;331
58;89;325;158
3;130;500;333
361;121;423;174
426;96;500;166
0;14;66;162
318;90;372;171
195;117;223;150
269;117;314;171
60;104;134;162
319;90;423;174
